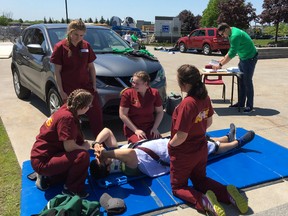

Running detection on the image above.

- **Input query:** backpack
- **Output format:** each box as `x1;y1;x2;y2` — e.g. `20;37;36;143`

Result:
34;194;100;216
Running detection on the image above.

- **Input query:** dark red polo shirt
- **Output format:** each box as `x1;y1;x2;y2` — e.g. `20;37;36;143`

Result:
170;95;214;153
50;39;96;94
31;105;84;159
120;87;163;135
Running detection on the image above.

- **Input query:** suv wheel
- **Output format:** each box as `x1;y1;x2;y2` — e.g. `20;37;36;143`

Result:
179;42;187;53
12;67;31;99
47;87;62;115
203;44;211;55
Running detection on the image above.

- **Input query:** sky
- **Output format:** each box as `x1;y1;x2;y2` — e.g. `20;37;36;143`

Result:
1;0;263;23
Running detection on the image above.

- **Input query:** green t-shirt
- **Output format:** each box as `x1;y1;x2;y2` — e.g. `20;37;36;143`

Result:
228;27;257;60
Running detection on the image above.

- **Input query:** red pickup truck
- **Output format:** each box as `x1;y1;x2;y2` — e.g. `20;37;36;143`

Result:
176;27;230;55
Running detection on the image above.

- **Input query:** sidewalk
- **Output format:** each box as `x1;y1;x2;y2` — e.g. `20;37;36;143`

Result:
0;41;13;58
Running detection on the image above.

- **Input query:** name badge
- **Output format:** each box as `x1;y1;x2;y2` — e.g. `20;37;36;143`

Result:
81;49;89;52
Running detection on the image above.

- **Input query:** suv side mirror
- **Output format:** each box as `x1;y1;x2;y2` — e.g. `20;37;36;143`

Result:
27;44;45;55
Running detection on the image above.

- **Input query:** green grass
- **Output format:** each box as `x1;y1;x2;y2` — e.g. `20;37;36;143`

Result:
0;118;21;216
253;39;274;47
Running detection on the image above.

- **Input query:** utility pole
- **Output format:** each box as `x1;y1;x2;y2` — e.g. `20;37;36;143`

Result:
65;0;69;23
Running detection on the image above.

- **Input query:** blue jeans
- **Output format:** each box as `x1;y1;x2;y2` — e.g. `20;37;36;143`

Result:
238;53;258;108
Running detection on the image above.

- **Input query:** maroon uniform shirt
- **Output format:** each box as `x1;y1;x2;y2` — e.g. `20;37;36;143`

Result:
170;95;214;153
31;105;84;159
120;87;163;137
50;39;96;94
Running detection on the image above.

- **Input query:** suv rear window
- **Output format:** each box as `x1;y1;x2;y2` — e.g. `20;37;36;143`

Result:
207;29;215;36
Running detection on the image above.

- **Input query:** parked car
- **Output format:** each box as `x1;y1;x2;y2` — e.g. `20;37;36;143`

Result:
176;28;230;55
11;24;167;116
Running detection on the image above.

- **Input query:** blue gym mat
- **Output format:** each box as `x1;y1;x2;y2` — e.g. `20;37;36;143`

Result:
21;128;288;216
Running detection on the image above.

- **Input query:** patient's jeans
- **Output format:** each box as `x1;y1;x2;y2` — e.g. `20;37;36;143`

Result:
238;53;258;108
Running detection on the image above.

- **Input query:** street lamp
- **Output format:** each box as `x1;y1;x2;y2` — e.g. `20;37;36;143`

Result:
65;0;69;23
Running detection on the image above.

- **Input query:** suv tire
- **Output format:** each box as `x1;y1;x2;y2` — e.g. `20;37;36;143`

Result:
12;67;31;99
47;87;62;115
203;44;211;55
179;42;187;53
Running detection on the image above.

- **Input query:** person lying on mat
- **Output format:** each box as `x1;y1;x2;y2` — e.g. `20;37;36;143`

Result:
30;89;95;199
90;123;255;179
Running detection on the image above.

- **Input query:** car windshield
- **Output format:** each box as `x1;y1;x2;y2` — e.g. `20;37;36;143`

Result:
47;27;132;54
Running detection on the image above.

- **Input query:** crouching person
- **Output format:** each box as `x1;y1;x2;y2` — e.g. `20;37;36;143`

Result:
30;89;94;198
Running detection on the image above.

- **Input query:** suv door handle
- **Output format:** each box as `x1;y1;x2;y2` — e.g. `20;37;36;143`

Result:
23;55;30;60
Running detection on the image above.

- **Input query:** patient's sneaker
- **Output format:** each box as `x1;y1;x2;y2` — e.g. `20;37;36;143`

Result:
226;123;236;142
202;190;226;216
227;185;248;214
237;130;255;148
35;173;50;191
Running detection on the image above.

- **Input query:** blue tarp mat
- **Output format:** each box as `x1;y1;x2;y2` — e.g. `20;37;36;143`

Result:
21;128;288;216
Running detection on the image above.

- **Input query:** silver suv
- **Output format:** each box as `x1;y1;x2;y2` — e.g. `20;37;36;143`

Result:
11;24;167;115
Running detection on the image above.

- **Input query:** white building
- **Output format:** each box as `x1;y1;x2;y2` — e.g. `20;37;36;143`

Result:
154;16;181;43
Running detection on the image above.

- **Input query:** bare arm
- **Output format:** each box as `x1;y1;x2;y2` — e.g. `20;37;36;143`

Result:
88;62;97;92
213;54;232;70
63;139;90;152
168;131;188;147
54;64;67;100
150;106;164;138
98;146;138;169
206;116;213;129
94;128;118;149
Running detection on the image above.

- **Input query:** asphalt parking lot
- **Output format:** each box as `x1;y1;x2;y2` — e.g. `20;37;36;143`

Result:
1;43;288;215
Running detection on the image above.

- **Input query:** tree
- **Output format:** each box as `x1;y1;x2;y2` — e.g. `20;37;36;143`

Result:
106;18;110;25
177;10;201;35
94;18;98;23
99;16;105;24
19;18;23;23
44;17;47;24
259;0;288;42
88;17;93;23
48;17;53;23
201;0;222;27
0;16;9;26
61;18;65;23
217;0;257;29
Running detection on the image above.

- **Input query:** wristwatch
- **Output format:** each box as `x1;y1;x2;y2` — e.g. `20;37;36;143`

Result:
219;62;223;67
91;141;100;148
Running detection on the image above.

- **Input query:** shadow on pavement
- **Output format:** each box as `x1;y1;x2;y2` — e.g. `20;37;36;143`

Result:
214;107;280;116
28;93;50;117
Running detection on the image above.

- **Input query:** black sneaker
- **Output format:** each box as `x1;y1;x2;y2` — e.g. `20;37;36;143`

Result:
229;103;244;108
237;131;255;148
227;123;236;142
243;107;254;114
62;188;89;199
35;173;50;191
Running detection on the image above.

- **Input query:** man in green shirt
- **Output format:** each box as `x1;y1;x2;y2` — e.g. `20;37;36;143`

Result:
131;32;139;43
213;23;258;114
